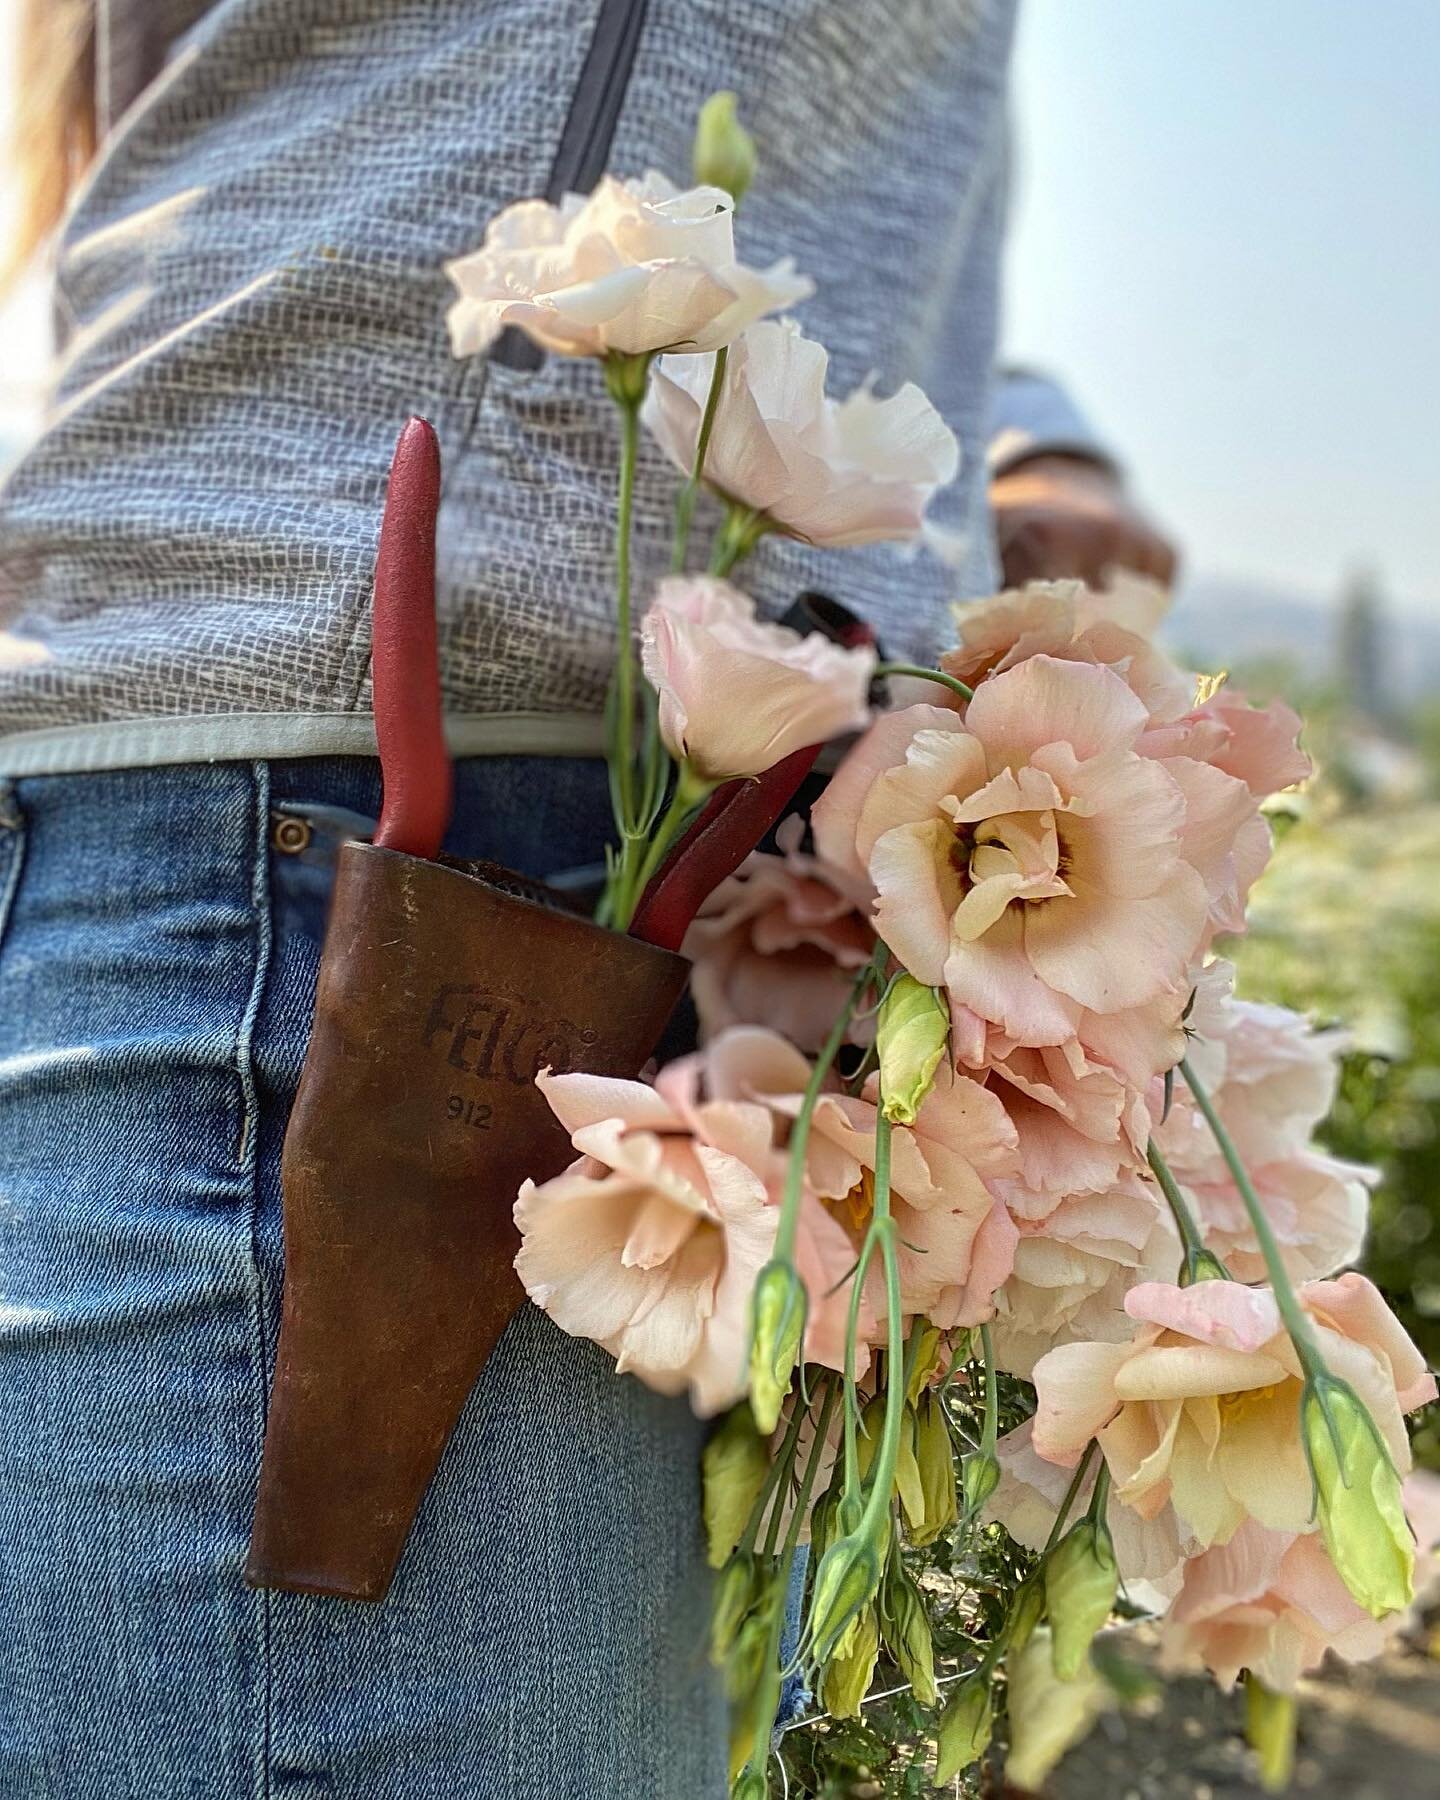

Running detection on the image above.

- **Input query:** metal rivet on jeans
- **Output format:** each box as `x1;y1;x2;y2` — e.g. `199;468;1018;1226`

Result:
271;814;313;855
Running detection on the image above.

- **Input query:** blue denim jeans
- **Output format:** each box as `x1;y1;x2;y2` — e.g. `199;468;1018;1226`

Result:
0;757;725;1800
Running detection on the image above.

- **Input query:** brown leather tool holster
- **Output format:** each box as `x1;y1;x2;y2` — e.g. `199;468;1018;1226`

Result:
246;844;687;1600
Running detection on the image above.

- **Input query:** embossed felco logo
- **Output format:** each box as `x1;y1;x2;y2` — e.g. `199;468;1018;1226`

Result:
423;984;599;1085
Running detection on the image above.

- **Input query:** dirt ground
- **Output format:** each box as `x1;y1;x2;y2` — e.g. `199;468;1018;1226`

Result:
1047;1629;1440;1800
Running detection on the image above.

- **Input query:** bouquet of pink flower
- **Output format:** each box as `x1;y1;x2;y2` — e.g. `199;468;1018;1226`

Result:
445;94;1436;1798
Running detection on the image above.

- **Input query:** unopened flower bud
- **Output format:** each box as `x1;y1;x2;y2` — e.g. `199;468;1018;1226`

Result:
711;1552;758;1664
934;1674;993;1785
1007;1577;1045;1653
1005;1629;1108;1792
963;1447;1002;1520
1181;1244;1231;1285
1302;1372;1414;1618
747;1258;807;1435
905;1322;944;1404
856;1394;923;1523
821;1603;879;1718
910;1391;959;1546
807;1527;884;1664
703;1405;770;1568
1244;1674;1297;1793
730;1765;769;1800
876;975;949;1125
881;1557;937;1705
1045;1518;1118;1679
693;91;758;205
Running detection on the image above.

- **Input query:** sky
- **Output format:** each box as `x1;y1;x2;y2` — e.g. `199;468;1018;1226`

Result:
0;2;1436;621
1004;0;1440;620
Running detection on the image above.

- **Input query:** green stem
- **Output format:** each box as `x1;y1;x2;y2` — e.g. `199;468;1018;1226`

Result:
1146;1139;1220;1271
873;662;974;703
611;763;713;930
671;346;728;573
1042;1441;1099;1557
978;1323;999;1457
709;503;770;577
611;392;642;831
1085;1458;1112;1527
858;1108;906;1542
775;952;882;1263
740;1392;810;1559
1179;1055;1326;1376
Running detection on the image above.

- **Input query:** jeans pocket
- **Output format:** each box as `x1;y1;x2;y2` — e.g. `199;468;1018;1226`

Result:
0;779;27;970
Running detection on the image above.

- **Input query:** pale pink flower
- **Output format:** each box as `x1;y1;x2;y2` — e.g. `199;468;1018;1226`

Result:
1153;980;1372;1284
991;1177;1178;1378
640;576;875;781
984;1039;1151;1208
812;660;1214;1048
1160;1520;1392;1692
681;816;875;1053
987;1419;1194;1587
703;1026;1021;1330
942;577;1194;723
1030;1274;1435;1549
1141;687;1310;800
642;317;959;547
445;174;810;359
514;1052;854;1412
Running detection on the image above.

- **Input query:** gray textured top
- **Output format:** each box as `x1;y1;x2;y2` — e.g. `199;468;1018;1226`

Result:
0;0;1041;773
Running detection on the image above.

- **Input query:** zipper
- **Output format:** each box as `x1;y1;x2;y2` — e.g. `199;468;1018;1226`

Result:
490;0;652;371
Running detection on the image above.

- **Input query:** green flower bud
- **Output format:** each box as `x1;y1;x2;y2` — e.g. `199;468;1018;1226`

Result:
807;1528;884;1664
724;1590;777;1706
747;1259;807;1435
880;1557;937;1705
1007;1577;1045;1653
703;1405;771;1569
876;975;950;1125
821;1603;880;1718
1302;1372;1414;1618
1244;1674;1297;1794
856;1393;925;1524
905;1323;944;1405
933;1674;993;1785
711;1552;758;1664
1181;1243;1232;1285
1005;1629;1108;1793
1045;1518;1118;1680
962;1447;1002;1520
909;1391;959;1547
693;91;758;205
730;1765;769;1800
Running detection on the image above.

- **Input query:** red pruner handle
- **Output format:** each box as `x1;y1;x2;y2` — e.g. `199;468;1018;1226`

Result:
372;418;452;860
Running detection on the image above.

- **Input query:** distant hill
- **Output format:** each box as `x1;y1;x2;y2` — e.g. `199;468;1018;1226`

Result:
1165;574;1440;702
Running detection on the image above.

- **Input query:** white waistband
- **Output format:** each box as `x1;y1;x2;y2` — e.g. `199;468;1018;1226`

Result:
0;710;609;777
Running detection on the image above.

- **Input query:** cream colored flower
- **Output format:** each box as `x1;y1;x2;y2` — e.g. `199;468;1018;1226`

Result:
1030;1274;1435;1550
446;173;810;359
640;576;875;781
642;318;959;547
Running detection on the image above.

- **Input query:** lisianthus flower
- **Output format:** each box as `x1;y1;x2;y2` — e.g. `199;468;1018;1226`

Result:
1152;981;1372;1284
991;1177;1178;1378
942;577;1194;723
1159;1520;1392;1692
812;661;1214;1048
682;816;876;1053
514;1056;855;1412
984;1040;1150;1208
640;576;874;781
445;173;810;359
1030;1274;1435;1549
642;317;959;548
1141;685;1311;800
986;1419;1193;1587
703;1026;1020;1330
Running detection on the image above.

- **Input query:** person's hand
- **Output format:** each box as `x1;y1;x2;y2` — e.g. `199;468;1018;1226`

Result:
989;453;1178;588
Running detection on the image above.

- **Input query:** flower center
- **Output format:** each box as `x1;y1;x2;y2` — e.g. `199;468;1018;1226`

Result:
828;1167;875;1236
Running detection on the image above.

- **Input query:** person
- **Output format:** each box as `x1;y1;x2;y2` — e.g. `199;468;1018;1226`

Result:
0;4;1175;1796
